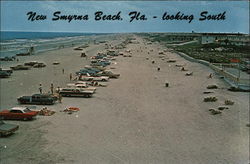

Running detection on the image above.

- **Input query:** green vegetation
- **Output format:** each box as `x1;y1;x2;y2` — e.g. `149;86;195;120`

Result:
171;43;250;63
142;33;250;64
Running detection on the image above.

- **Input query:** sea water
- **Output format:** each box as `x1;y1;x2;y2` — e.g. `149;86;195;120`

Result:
0;31;107;57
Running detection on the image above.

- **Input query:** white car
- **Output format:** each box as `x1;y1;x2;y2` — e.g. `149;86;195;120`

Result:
79;76;109;82
66;83;96;92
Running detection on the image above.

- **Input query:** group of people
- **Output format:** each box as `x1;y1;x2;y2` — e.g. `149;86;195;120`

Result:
38;83;62;103
39;83;55;94
37;69;82;103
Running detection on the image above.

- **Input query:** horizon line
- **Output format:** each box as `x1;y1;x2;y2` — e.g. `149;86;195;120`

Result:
0;30;249;35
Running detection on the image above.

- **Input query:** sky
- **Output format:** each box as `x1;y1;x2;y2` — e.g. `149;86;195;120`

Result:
0;1;249;33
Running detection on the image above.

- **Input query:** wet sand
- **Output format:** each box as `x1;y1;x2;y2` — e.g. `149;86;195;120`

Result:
0;34;249;164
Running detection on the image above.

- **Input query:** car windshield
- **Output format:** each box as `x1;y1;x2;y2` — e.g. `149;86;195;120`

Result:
24;108;31;113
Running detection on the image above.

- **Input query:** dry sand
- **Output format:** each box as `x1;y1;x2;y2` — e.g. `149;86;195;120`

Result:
0;34;249;164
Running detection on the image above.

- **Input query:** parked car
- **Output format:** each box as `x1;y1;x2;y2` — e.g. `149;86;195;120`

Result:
10;65;31;70
91;60;98;64
76;69;99;76
97;70;120;78
85;67;103;72
0;68;13;74
91;56;103;60
0;56;16;61
90;62;109;67
84;65;106;71
67;83;96;92
0;120;19;136
74;47;84;51
33;62;46;68
74;81;107;87
0;107;38;120
92;76;109;81
16;52;30;56
79;75;109;82
107;50;118;56
59;88;94;98
17;94;56;105
24;61;38;66
98;60;111;65
123;54;132;57
118;52;124;56
0;70;12;78
77;67;105;75
52;61;60;65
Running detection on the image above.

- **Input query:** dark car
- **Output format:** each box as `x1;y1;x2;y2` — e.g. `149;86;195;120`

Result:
90;62;108;67
16;52;30;56
0;56;16;61
97;71;120;78
85;67;103;73
0;120;19;136
0;70;12;78
76;69;98;76
10;65;31;70
24;61;38;66
99;60;111;65
33;62;46;68
17;94;56;105
77;67;103;75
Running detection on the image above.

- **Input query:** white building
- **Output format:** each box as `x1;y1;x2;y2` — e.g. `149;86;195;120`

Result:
200;33;250;46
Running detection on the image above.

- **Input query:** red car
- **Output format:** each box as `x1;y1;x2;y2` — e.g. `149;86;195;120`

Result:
0;107;38;120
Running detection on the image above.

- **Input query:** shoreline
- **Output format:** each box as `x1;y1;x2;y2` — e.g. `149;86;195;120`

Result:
0;33;116;58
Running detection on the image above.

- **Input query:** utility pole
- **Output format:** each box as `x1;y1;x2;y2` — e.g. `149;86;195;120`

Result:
237;57;241;86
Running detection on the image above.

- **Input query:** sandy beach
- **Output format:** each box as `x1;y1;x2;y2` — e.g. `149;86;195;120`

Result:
0;34;249;164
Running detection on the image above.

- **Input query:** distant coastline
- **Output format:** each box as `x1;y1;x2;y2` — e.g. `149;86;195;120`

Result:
0;31;109;41
0;31;110;57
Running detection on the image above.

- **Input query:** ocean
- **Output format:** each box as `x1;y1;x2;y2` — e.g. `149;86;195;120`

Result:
0;31;107;57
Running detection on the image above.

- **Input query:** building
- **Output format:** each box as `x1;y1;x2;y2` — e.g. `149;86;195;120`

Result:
146;32;250;46
200;33;250;46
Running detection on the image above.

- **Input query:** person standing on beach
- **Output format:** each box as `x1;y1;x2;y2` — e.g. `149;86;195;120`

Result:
58;94;62;103
50;83;54;94
56;86;60;93
62;69;64;74
39;83;42;94
70;73;72;81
